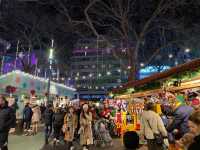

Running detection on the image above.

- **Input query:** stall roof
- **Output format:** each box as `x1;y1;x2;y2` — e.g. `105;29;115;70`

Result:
112;59;200;93
0;70;77;98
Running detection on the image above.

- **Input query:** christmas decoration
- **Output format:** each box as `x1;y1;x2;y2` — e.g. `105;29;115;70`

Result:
0;70;77;98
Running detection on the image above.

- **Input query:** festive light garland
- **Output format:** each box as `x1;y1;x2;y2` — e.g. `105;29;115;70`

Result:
1;70;76;92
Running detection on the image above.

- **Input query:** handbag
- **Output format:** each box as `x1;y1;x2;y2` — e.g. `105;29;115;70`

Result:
147;120;164;145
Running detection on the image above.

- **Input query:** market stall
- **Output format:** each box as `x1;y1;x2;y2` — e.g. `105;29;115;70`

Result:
110;59;200;139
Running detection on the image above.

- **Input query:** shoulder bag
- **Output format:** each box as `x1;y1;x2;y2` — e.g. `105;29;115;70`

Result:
147;120;164;145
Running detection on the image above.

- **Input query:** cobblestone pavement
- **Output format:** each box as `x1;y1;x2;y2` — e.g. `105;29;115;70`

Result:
9;132;147;150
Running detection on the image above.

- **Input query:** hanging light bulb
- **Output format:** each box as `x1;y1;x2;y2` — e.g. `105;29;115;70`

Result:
75;77;79;80
140;63;145;67
168;54;173;58
98;73;102;77
82;76;86;79
185;48;190;53
89;74;93;78
128;66;131;69
117;69;121;73
76;72;79;76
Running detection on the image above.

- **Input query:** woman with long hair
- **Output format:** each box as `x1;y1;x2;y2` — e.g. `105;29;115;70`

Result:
32;105;41;135
64;106;77;150
79;104;93;150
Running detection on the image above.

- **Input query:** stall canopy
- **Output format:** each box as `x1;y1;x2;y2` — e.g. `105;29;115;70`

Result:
0;70;77;98
112;58;200;94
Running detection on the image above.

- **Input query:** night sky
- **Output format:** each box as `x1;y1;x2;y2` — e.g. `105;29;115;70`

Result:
0;0;200;73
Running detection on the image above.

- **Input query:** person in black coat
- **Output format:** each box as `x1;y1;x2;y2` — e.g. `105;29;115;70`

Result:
0;95;16;150
23;103;33;134
187;111;200;150
52;107;64;145
44;104;54;144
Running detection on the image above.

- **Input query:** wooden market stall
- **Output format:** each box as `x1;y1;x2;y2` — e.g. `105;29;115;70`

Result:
112;58;200;94
112;59;200;136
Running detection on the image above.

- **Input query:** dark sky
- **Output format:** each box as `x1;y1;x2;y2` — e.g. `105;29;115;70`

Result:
1;0;200;67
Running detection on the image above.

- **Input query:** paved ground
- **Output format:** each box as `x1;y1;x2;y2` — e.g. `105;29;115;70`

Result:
9;132;44;150
8;132;147;150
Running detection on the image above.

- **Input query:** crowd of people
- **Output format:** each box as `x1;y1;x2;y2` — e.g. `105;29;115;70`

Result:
21;102;115;150
0;93;200;150
42;103;115;150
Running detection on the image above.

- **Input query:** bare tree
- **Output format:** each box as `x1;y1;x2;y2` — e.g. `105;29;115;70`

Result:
52;0;200;81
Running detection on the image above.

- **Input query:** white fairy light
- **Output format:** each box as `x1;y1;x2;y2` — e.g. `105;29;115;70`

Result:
185;48;190;53
168;54;173;58
107;71;111;75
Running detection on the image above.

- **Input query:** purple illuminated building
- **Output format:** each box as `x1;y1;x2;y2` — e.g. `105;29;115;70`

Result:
2;52;38;74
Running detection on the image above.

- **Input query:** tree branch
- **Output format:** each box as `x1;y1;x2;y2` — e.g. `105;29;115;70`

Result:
84;0;101;38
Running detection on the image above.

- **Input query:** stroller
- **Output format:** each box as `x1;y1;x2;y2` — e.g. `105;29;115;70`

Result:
93;118;113;147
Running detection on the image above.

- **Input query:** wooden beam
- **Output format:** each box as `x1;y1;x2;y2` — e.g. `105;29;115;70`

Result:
113;59;200;93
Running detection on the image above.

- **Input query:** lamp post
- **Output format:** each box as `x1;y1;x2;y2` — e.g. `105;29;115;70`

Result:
47;40;54;103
